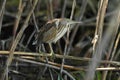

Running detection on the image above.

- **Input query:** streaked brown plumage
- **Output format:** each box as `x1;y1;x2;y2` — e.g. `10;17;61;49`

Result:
33;18;81;55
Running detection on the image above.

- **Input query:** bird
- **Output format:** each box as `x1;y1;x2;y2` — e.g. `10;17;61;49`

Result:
33;18;82;56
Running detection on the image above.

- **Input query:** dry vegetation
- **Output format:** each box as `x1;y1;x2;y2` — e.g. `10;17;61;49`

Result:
0;0;120;80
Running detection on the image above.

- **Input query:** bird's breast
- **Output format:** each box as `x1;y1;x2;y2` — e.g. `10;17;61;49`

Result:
53;26;68;43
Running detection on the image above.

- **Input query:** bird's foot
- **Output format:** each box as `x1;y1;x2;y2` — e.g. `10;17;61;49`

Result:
49;52;55;60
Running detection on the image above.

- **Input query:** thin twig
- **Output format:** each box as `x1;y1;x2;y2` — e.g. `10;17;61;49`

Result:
102;6;120;80
16;57;76;80
114;33;120;60
50;0;54;19
110;33;120;62
60;0;76;75
0;0;6;34
13;0;24;42
70;0;76;20
67;0;88;55
0;0;38;80
18;56;120;71
46;0;54;20
32;13;39;32
2;1;24;79
92;0;108;51
85;0;108;80
0;51;119;66
24;30;36;51
61;0;67;18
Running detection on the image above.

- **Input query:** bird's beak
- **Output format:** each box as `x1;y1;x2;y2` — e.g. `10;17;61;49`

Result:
69;21;82;25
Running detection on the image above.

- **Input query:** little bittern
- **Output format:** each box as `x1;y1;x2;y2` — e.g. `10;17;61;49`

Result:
33;18;81;55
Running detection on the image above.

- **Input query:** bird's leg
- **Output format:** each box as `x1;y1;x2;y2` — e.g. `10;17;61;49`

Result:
67;24;70;37
38;45;42;54
48;43;54;56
